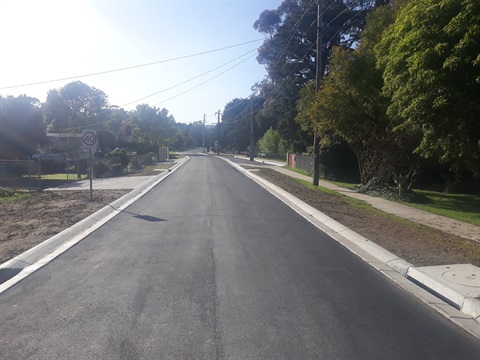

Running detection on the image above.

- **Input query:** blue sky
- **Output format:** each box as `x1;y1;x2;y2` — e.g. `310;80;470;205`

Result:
0;0;281;124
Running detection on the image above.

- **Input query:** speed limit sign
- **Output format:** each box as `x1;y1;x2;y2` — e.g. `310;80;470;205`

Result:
82;129;98;149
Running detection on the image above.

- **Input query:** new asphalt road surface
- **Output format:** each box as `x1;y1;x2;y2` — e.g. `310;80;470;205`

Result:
1;154;479;359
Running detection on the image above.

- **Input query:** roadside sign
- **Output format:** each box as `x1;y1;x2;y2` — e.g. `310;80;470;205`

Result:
82;129;98;149
82;129;97;200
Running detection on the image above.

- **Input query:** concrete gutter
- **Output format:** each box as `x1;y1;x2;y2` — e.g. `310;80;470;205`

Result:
0;157;189;293
221;157;480;338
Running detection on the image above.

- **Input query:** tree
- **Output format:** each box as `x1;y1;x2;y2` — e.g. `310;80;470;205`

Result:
305;4;394;180
97;129;117;154
220;98;252;152
185;121;206;148
297;3;423;191
376;0;480;164
257;127;288;154
44;81;109;132
131;104;176;158
254;0;392;153
0;95;46;159
102;106;130;136
255;0;382;85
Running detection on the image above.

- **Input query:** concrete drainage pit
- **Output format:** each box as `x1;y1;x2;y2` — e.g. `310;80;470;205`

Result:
442;270;479;288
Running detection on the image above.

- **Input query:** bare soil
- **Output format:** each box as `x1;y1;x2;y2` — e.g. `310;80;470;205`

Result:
0;190;128;264
0;167;478;267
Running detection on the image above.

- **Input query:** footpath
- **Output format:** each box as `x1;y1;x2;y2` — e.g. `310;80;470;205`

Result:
234;156;480;337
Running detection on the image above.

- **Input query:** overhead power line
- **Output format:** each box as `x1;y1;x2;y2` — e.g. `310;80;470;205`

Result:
0;39;263;91
153;54;257;107
120;48;258;108
54;52;258;132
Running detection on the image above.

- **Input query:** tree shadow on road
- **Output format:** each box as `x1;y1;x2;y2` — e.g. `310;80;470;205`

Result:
106;205;167;222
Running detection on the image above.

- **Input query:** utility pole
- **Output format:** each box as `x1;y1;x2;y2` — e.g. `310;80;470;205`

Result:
203;114;206;153
216;110;221;156
250;96;254;161
313;0;323;186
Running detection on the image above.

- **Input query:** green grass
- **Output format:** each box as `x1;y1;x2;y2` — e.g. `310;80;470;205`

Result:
283;166;311;177
296;179;438;228
297;176;480;227
169;152;185;159
284;167;359;191
39;173;87;180
0;189;30;203
298;179;375;212
402;189;480;226
326;180;359;190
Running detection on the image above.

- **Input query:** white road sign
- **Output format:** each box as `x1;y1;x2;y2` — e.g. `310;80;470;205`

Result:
82;129;98;149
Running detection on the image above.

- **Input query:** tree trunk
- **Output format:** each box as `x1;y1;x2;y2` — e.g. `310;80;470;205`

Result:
394;167;415;197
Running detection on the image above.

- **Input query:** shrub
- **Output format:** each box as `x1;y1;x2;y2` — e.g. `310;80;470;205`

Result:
129;157;142;171
40;159;65;174
93;160;110;177
104;149;129;167
110;164;124;177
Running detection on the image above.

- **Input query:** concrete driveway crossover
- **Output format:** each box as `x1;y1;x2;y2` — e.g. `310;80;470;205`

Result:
46;175;158;190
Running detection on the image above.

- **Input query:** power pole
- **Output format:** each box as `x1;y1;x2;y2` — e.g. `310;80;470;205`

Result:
203;114;206;153
250;96;254;161
313;0;323;186
216;110;221;156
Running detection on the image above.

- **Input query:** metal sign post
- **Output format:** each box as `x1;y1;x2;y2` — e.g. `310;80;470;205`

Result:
89;149;93;200
82;129;98;200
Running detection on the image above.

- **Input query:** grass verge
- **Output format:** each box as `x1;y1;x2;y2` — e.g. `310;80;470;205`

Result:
297;179;430;228
0;189;30;203
285;166;479;227
402;190;480;227
39;173;88;180
283;166;311;177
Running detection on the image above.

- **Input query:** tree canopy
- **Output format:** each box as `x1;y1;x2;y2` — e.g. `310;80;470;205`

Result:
132;104;176;155
44;81;109;132
0;95;46;159
253;0;391;152
376;0;480;163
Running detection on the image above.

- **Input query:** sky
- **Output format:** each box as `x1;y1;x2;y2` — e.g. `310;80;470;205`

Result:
0;0;282;125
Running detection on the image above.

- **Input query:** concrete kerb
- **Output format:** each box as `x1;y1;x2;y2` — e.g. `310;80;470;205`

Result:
0;157;189;292
219;156;480;337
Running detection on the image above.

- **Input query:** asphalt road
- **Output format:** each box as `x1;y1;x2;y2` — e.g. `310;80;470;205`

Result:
1;154;478;359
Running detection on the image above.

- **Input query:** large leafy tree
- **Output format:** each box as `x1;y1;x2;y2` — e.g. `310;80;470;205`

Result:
219;97;264;152
376;0;480;164
297;2;422;192
257;127;288;154
219;98;250;152
298;5;398;182
131;104;176;156
44;81;109;132
254;0;391;152
0;95;46;159
255;0;385;85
